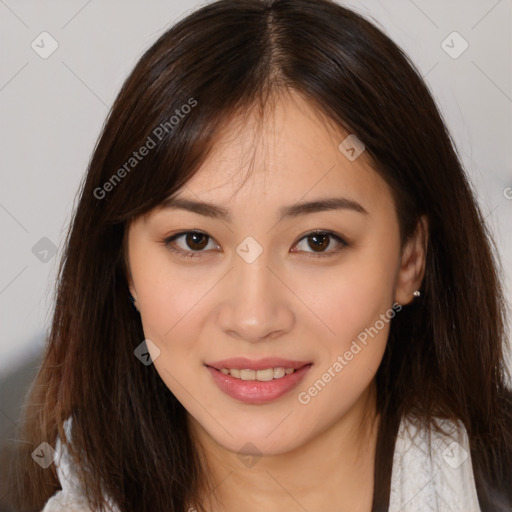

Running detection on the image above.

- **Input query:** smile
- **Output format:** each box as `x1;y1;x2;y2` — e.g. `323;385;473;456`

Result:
205;359;313;404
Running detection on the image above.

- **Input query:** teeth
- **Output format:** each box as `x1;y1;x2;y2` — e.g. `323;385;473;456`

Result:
273;367;286;378
219;367;297;381
240;369;256;380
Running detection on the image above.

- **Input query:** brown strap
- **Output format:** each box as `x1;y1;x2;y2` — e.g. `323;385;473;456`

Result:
371;411;401;512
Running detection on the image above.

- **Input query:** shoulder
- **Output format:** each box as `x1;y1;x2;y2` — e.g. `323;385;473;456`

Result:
42;488;94;512
41;417;120;512
389;416;482;512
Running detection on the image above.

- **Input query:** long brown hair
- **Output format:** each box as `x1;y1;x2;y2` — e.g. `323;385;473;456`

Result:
3;0;511;510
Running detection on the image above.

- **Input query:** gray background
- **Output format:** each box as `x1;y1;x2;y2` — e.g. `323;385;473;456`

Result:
0;0;511;486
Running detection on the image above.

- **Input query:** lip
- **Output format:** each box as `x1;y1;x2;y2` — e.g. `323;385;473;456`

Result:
205;357;311;371
205;361;313;405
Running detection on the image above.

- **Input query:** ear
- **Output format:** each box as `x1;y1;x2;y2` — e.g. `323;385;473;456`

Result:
394;215;428;306
123;229;138;308
126;269;140;311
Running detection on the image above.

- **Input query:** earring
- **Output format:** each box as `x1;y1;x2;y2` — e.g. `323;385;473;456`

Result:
413;290;421;298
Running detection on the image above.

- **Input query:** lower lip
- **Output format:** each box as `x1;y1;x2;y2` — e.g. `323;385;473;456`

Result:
205;364;312;404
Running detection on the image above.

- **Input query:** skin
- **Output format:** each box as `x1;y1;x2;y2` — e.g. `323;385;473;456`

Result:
126;89;427;512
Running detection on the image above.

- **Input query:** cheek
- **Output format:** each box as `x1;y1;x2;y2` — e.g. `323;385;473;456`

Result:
138;282;196;340
294;278;393;430
136;274;207;402
294;249;397;349
292;240;398;399
132;245;208;341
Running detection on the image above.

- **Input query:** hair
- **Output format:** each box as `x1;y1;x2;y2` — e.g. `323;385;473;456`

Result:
3;0;512;510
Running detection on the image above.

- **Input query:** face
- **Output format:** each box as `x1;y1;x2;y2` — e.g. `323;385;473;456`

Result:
126;90;425;457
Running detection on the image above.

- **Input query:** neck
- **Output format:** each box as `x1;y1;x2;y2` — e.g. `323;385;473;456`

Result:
188;382;380;512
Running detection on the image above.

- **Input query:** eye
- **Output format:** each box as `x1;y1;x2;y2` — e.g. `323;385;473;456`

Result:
291;230;348;258
164;231;219;258
163;230;348;259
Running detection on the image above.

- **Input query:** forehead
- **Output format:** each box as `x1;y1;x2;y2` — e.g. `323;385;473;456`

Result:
168;90;395;217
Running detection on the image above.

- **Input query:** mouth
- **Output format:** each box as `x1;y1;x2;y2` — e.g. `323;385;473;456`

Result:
204;358;313;404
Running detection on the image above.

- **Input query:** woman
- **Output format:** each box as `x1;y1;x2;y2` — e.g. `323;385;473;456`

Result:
5;0;512;510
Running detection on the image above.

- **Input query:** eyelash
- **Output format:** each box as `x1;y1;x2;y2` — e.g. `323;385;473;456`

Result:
162;230;349;259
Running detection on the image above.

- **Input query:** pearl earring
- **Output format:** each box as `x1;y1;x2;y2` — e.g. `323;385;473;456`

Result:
413;290;421;297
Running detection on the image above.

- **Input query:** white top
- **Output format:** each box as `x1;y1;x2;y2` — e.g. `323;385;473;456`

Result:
42;416;482;512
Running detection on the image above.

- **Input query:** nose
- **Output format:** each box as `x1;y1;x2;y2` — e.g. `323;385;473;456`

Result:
217;250;295;344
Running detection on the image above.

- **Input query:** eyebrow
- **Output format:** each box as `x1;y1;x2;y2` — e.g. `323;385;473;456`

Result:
158;195;368;222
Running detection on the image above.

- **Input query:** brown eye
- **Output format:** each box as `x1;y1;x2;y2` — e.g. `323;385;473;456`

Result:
183;232;209;250
164;231;218;258
307;233;330;252
292;231;348;257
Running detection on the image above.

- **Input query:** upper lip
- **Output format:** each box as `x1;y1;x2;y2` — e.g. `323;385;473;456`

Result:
205;358;312;371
